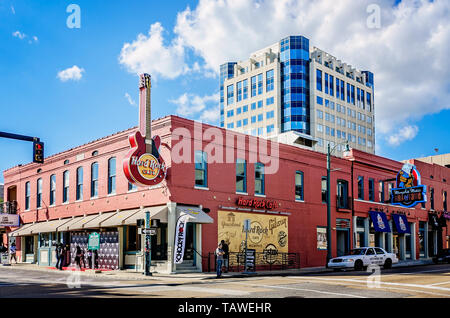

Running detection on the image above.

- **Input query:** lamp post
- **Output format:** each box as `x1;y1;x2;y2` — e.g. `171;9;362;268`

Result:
326;141;351;267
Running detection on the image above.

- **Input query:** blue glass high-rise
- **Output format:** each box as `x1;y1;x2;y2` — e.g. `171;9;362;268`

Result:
220;62;236;127
280;36;310;134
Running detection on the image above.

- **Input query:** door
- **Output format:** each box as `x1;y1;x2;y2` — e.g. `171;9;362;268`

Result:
364;248;377;265
184;223;195;261
336;229;349;257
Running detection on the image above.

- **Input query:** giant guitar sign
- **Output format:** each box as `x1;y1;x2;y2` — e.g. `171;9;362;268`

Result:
123;74;167;187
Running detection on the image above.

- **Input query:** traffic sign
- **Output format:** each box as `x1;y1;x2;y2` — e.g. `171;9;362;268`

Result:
142;228;157;235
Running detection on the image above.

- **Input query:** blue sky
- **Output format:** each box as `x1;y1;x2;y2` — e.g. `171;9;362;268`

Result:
1;0;449;183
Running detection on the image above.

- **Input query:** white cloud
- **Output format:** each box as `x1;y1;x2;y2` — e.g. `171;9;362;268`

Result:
170;92;219;123
12;31;26;40
57;65;85;82
11;6;15;15
387;125;419;146
124;92;136;106
118;22;188;79
120;0;450;145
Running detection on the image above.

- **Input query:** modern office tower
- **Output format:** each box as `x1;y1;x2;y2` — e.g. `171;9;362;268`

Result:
220;35;375;156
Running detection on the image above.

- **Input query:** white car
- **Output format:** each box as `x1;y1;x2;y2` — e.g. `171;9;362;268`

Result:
327;247;399;271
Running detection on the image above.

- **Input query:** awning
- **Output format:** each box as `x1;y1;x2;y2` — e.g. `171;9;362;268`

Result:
67;214;101;230
82;211;117;229
100;208;142;227
9;223;36;237
177;206;213;224
27;218;74;234
125;206;168;225
369;211;391;233
392;214;410;234
56;216;84;232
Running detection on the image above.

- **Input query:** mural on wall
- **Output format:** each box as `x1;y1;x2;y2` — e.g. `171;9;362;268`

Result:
70;232;119;270
217;211;288;254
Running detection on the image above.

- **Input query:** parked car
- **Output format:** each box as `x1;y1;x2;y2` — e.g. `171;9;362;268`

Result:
327;247;399;271
432;249;450;264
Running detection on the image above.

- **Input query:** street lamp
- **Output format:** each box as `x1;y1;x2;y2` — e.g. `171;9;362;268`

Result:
326;141;351;267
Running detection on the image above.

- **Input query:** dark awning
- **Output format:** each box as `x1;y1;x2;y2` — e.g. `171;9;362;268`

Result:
369;211;391;233
392;214;411;234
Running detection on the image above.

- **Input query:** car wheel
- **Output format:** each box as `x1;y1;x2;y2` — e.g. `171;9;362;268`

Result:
354;260;363;271
384;258;392;269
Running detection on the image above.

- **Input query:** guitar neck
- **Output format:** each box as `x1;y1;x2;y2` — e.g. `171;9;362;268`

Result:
139;73;152;152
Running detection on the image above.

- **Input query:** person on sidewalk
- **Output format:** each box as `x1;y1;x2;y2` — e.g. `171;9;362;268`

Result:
55;244;62;269
220;240;229;273
215;242;225;278
58;244;66;270
9;242;17;264
75;245;82;269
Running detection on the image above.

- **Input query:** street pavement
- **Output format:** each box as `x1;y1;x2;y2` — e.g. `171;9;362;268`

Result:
0;262;449;298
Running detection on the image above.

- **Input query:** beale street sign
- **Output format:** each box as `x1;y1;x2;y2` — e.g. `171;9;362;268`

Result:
123;74;167;187
391;163;426;208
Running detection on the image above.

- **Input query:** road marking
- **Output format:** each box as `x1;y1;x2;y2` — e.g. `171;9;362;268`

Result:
128;285;250;296
427;281;450;287
231;281;367;298
292;276;450;293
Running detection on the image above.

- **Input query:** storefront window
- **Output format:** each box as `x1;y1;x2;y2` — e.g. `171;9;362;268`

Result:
419;221;426;257
40;233;50;248
126;226;140;251
25;236;34;254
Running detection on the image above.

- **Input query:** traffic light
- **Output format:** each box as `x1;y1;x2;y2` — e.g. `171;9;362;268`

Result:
33;141;44;164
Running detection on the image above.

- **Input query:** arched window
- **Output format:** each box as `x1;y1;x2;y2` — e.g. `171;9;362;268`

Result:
76;167;83;201
91;162;98;198
63;170;69;203
49;175;56;206
25;181;30;210
108;157;116;194
36;178;43;208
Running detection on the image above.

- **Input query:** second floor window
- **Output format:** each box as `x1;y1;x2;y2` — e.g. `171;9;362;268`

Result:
63;170;69;203
108;157;116;194
430;187;434;210
337;180;349;208
368;178;375;202
321;177;327;203
379;181;384;203
295;171;304;201
76;167;83;200
236;158;247;193
50;174;56;206
255;163;265;195
25;181;30;210
128;182;137;192
91;162;99;198
357;176;364;200
195;151;208;188
36;178;42;208
444;191;448;211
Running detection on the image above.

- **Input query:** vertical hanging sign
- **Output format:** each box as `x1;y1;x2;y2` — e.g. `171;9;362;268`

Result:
174;214;190;264
123;74;167;186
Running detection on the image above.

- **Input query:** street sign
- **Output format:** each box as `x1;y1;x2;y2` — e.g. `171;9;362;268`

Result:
142;228;157;235
244;219;251;232
88;232;100;250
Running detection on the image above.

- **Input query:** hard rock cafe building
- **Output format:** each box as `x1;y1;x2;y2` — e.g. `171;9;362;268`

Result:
1;78;449;273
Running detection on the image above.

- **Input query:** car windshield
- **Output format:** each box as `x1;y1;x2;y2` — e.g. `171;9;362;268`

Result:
350;249;366;255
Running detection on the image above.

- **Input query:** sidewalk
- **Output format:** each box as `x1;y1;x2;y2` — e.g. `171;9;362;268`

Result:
1;258;436;282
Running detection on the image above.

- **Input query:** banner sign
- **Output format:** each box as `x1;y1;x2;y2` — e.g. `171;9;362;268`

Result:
391;163;427;208
174;214;190;264
0;214;20;227
392;214;410;234
369;211;391;233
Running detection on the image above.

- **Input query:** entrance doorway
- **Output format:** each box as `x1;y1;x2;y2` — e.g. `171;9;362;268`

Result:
183;223;195;261
336;229;349;257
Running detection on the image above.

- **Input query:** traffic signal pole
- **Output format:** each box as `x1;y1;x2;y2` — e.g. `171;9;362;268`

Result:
0;131;44;163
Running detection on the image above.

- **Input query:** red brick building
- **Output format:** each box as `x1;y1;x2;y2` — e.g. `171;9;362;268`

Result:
2;115;449;272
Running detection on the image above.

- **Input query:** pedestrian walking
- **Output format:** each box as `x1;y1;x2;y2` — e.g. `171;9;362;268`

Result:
55;244;62;269
80;247;86;268
220;239;229;273
58;244;66;270
93;250;99;269
87;249;92;269
215;242;225;278
75;245;82;269
9;242;17;264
